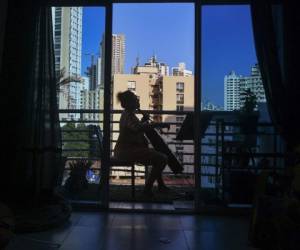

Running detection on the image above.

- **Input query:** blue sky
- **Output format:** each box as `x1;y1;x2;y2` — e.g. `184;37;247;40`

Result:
81;4;257;107
81;7;105;74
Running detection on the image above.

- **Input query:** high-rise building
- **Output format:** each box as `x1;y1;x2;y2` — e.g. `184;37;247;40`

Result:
240;64;266;105
224;70;241;111
96;57;102;87
52;7;83;119
224;64;265;111
86;55;98;91
112;34;125;75
100;34;125;86
85;54;103;91
81;76;90;91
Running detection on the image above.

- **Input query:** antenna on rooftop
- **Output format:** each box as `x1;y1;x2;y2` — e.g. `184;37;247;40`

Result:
136;53;140;66
151;51;157;63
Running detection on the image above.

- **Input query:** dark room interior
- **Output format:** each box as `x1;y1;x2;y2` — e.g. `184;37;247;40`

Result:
0;0;299;249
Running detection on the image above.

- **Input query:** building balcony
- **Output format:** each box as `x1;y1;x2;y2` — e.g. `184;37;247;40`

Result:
150;90;161;97
149;79;162;87
149;103;162;110
150;97;161;106
58;109;285;210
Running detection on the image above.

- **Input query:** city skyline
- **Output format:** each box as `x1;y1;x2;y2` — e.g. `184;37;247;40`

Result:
81;4;257;107
224;64;265;111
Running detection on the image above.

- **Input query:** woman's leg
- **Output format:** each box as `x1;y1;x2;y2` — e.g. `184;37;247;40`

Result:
128;149;167;193
156;175;169;190
115;148;168;194
143;151;168;193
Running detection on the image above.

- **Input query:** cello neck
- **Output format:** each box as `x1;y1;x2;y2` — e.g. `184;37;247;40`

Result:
138;109;151;122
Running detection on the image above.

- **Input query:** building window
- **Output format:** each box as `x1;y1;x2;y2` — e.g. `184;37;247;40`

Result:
176;105;184;111
127;81;136;91
176;82;184;92
176;94;184;104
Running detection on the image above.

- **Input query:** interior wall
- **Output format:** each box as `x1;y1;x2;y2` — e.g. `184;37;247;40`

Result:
0;0;8;73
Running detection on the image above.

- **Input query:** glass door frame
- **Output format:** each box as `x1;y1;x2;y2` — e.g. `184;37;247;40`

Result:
48;0;250;211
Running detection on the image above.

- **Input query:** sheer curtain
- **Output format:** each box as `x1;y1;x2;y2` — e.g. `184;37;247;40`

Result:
251;0;300;150
1;1;62;203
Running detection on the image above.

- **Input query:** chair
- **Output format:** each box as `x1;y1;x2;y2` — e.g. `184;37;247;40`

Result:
109;157;137;199
90;125;138;199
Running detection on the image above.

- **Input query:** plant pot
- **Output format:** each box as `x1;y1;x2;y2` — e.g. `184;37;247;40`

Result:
64;171;89;194
64;160;91;194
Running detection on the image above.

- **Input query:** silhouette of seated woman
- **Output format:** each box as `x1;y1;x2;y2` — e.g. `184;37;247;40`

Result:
114;90;169;196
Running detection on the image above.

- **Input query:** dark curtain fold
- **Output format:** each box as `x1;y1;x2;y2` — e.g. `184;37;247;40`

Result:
0;0;8;73
251;0;300;150
1;1;62;203
21;6;62;197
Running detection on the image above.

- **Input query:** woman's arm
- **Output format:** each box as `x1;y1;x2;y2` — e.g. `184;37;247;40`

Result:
126;113;169;132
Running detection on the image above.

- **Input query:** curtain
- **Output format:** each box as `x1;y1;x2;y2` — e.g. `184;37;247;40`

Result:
21;5;62;197
251;0;300;150
0;0;8;73
0;1;62;203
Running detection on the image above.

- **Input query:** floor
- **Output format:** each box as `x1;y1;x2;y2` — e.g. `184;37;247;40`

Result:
67;184;194;205
109;201;194;210
6;211;257;250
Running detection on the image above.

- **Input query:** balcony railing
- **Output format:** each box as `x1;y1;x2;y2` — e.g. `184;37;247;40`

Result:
58;109;284;204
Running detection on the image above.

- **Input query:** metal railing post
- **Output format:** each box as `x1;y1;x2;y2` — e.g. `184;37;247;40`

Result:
194;0;202;210
101;2;113;209
221;120;225;203
215;120;220;199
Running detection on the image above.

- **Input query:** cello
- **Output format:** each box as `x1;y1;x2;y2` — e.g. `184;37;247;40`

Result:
139;109;183;174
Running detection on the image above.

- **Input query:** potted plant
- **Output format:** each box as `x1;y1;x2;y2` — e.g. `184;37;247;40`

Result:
239;88;259;146
64;160;92;194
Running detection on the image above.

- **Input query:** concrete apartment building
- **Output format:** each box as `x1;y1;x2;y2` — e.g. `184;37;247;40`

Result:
80;74;103;123
52;7;83;119
80;87;104;122
224;70;241;111
224;64;266;111
112;34;126;75
240;64;266;105
100;34;125;86
112;56;194;179
85;55;98;91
